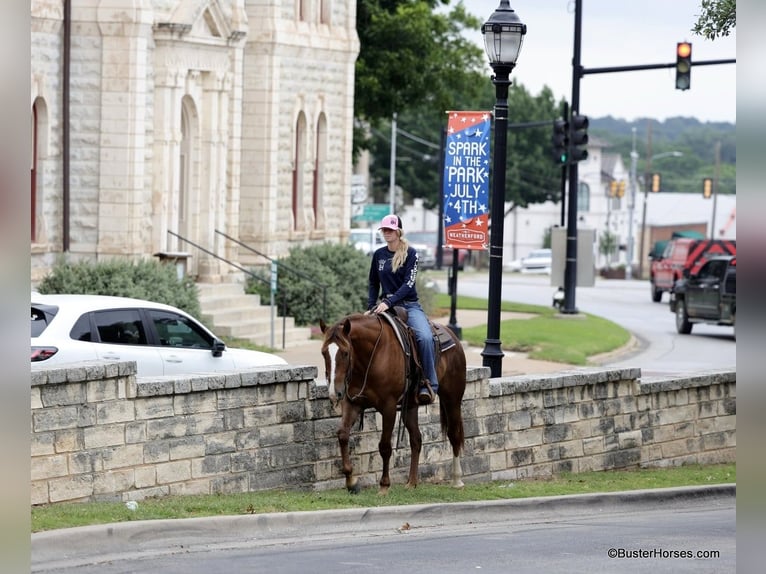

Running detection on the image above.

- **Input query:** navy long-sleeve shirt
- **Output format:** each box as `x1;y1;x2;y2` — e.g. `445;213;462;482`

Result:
367;245;420;310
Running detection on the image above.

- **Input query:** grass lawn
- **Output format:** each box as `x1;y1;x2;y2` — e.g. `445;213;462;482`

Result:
432;293;631;365
32;463;735;533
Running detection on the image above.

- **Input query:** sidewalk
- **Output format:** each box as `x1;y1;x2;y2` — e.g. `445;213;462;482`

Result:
274;310;571;378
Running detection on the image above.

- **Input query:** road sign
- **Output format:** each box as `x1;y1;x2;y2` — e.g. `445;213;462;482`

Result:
352;203;389;222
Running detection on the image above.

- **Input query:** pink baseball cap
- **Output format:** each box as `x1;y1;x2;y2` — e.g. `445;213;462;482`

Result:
379;214;402;231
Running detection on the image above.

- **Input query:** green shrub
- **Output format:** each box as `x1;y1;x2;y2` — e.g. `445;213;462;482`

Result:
247;243;370;326
247;243;441;326
37;258;201;316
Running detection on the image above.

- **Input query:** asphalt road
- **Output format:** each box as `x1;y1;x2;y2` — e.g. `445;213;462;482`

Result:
448;273;736;377
32;486;735;574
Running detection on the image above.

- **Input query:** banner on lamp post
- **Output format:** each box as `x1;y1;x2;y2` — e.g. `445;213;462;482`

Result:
442;111;491;251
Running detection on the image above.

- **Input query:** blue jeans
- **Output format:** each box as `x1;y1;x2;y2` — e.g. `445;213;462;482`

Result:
402;301;438;392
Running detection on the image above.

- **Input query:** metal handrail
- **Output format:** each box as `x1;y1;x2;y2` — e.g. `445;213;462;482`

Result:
167;230;287;348
214;229;328;321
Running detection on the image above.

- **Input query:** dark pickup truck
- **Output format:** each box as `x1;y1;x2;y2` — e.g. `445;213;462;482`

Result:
670;255;736;337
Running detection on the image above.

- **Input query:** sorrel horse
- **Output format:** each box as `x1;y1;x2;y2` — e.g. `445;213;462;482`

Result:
320;312;466;494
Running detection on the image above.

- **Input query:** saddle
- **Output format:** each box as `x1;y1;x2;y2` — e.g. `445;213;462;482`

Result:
379;307;457;396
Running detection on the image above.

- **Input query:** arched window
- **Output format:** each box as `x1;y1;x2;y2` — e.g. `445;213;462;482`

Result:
292;113;307;230
31;97;48;243
172;97;196;250
577;181;590;212
298;0;309;21
31;103;38;242
319;0;331;25
313;114;327;228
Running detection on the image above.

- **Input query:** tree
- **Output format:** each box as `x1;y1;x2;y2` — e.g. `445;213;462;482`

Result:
692;0;736;40
366;82;566;212
354;1;485;158
598;231;619;269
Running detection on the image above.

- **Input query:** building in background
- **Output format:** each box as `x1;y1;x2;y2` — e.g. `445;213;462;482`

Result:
31;0;359;284
399;136;734;277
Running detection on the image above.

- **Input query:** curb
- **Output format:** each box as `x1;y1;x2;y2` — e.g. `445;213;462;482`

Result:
32;484;735;571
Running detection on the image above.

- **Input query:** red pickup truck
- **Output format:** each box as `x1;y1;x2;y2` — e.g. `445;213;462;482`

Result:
650;238;736;302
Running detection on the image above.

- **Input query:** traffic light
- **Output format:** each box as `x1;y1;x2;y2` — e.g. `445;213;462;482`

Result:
702;177;713;198
569;114;589;162
551;118;568;165
609;181;618;197
675;42;692;90
651;173;661;193
617;180;626;198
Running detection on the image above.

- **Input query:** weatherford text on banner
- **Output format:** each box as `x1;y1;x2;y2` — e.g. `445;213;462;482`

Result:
443;111;491;251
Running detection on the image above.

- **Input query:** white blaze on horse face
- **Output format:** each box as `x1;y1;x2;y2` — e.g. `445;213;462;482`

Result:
327;342;339;397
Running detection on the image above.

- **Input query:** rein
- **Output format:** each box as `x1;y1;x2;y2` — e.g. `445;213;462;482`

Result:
346;315;384;402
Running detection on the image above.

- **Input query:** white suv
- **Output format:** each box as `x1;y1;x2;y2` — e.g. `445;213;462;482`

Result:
31;293;287;376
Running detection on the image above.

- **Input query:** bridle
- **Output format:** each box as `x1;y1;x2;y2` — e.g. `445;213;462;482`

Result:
328;315;384;403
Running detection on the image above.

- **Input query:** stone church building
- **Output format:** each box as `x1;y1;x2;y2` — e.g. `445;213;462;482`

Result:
31;0;359;284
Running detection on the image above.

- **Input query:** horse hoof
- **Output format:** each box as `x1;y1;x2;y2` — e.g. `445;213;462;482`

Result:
348;482;362;495
378;486;389;496
451;480;465;489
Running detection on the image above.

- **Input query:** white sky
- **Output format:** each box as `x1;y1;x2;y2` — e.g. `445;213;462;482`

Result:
465;0;736;123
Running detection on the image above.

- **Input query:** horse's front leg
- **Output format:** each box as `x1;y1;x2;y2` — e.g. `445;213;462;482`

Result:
377;405;397;495
337;402;362;494
403;403;422;488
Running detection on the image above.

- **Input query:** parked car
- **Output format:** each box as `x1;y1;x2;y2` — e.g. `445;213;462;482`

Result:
669;255;736;337
650;237;736;303
349;228;385;255
406;231;468;270
520;249;552;274
31;293;287;376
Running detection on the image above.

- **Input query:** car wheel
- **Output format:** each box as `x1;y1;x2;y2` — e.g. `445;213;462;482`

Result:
675;299;692;334
651;281;662;302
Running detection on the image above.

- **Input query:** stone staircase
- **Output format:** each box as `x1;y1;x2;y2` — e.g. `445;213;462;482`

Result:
196;282;312;350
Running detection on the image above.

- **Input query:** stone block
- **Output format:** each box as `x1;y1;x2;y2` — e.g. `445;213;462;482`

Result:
101;444;144;470
83;424;125;449
31;454;68;480
48;474;94;503
156;460;192;484
96;400;135;425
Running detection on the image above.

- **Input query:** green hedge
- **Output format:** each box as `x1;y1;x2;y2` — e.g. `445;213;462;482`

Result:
36;258;201;317
247;243;437;326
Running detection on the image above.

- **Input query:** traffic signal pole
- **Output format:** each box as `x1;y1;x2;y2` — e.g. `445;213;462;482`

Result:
562;0;735;307
562;0;583;314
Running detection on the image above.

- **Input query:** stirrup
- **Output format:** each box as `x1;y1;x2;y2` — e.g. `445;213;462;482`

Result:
417;381;436;405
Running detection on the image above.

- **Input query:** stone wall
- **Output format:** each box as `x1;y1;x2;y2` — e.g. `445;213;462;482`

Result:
30;362;735;505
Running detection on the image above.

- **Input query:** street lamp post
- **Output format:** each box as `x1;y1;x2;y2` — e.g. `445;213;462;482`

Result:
637;150;683;278
480;1;526;378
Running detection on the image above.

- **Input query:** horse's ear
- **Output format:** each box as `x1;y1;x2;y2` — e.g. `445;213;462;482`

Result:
319;319;328;333
342;318;352;336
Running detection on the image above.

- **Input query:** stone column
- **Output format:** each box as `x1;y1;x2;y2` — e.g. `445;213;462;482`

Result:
96;0;153;257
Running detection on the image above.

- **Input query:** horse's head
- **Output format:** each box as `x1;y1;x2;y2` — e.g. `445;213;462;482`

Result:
320;317;354;407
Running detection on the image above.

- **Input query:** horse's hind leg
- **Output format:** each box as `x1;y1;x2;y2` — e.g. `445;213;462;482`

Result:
337;403;362;493
403;403;422;488
441;386;466;489
377;407;397;495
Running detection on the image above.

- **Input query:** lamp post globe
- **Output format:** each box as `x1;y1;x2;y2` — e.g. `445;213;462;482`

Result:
481;1;526;378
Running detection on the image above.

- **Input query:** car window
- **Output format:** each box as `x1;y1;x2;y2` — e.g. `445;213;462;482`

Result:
92;309;147;345
70;313;93;341
147;309;214;349
31;304;58;337
698;260;725;280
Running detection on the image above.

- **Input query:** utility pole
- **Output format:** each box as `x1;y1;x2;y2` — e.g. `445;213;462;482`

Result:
625;128;638;280
711;140;721;238
389;113;397;213
638;122;653;279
